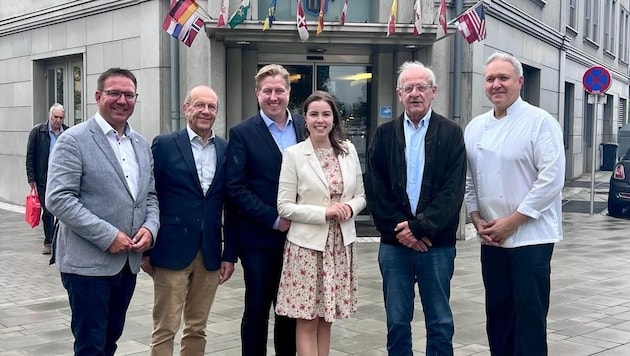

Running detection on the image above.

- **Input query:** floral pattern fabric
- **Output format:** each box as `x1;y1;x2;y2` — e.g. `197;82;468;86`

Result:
275;148;358;322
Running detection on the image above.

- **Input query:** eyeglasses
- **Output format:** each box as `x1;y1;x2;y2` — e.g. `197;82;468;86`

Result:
52;115;64;119
189;102;218;113
400;83;433;94
100;90;138;100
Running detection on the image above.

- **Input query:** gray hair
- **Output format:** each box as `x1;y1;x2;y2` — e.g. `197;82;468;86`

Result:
48;103;65;118
396;61;437;88
485;52;523;77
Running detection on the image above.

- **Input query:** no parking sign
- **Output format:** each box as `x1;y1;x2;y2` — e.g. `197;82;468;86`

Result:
582;66;611;94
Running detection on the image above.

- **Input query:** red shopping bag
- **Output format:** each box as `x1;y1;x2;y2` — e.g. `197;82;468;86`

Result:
25;187;41;228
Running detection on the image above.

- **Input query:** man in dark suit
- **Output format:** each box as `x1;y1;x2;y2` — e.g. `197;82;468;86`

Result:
366;61;466;356
46;68;160;356
226;64;305;356
26;103;68;254
144;85;236;355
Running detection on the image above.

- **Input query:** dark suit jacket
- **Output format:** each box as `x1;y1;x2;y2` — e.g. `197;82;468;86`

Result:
149;129;236;271
366;111;466;248
226;113;306;250
26;121;69;186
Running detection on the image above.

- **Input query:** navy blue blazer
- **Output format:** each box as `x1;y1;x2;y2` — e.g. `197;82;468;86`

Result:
226;113;306;250
149;129;236;271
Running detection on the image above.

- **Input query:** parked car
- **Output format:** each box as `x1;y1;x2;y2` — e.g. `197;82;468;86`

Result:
608;158;630;216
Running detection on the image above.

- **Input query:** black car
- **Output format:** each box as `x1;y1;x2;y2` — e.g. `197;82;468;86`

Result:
608;159;630;216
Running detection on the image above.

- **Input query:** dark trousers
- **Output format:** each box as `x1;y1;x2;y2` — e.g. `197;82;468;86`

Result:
61;263;137;356
36;184;54;245
481;243;554;356
239;247;296;356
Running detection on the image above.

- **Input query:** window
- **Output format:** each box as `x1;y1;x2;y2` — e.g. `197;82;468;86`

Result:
564;83;575;149
584;0;600;41
521;64;541;107
604;0;617;52
37;57;84;127
568;0;578;29
620;7;630;61
620;97;627;128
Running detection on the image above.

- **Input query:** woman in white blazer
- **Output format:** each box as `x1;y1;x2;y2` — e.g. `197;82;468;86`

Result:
275;90;367;356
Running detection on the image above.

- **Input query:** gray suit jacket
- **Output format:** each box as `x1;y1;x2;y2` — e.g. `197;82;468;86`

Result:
46;117;160;276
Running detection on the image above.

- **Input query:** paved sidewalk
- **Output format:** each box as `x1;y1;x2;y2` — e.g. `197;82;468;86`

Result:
2;172;630;355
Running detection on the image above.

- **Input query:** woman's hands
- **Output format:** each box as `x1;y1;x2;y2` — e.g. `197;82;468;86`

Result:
325;202;353;221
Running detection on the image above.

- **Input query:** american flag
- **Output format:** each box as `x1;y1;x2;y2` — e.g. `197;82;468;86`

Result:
456;2;486;43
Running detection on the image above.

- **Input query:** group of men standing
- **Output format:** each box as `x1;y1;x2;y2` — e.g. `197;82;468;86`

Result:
27;51;564;356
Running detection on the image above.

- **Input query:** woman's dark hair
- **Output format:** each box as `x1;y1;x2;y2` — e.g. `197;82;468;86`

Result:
302;90;348;157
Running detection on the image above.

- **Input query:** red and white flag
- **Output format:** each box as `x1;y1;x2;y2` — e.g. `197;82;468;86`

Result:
340;0;349;25
387;0;397;37
413;0;422;36
456;2;486;43
297;0;309;41
217;0;228;27
438;0;447;35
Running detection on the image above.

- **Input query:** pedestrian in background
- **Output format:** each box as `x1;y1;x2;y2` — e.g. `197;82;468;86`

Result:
366;61;466;356
26;103;68;254
46;68;159;356
464;52;565;355
146;85;236;355
226;64;304;356
275;90;366;355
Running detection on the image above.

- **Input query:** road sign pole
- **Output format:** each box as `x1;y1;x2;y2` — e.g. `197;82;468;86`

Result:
590;94;599;215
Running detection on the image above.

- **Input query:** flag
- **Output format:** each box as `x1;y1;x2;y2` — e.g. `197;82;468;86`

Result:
413;0;422;36
438;0;447;35
263;0;276;30
456;2;486;43
387;0;397;37
340;0;349;25
317;0;325;35
217;0;228;27
181;14;205;47
169;0;199;25
163;10;204;47
297;0;309;41
228;0;250;28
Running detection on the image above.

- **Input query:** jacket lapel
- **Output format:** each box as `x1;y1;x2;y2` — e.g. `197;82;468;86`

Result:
304;138;329;190
254;115;283;161
174;129;204;196
88;119;134;199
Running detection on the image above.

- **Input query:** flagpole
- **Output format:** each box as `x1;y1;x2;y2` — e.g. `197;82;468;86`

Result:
447;0;484;25
193;2;214;22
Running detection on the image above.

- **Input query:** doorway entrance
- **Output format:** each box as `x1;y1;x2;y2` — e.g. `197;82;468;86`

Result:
263;63;372;172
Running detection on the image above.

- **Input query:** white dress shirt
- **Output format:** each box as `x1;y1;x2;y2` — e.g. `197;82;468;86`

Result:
464;97;565;248
95;113;140;200
186;126;217;195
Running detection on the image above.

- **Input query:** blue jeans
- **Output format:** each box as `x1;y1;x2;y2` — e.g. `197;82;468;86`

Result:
61;264;136;356
378;243;455;356
481;244;554;356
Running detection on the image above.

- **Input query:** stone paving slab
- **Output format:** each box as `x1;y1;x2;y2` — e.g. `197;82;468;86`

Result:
1;172;630;355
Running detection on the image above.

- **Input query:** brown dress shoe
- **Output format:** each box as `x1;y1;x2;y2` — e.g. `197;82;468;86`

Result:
42;245;52;255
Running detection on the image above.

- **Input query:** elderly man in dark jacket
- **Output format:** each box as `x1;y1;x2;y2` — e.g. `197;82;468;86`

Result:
366;61;466;356
26;103;68;254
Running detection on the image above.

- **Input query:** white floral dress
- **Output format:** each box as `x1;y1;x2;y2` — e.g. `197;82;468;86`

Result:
275;148;358;322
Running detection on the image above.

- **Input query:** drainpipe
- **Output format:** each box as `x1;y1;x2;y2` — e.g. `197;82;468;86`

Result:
170;38;180;132
453;0;463;124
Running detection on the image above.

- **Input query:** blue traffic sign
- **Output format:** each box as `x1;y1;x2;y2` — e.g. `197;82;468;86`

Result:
582;66;611;94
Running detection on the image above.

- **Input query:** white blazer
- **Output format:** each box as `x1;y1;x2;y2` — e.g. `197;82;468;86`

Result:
277;138;367;251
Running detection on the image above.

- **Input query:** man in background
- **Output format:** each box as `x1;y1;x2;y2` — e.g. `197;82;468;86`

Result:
26;103;68;254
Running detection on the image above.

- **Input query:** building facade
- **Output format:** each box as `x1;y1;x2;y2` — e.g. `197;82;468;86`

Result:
0;0;628;206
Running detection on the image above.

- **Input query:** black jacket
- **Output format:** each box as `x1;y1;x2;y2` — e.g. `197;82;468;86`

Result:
366;112;466;248
26;121;68;186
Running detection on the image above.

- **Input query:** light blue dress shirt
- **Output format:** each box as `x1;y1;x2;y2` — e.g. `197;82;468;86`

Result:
260;109;297;153
404;110;431;214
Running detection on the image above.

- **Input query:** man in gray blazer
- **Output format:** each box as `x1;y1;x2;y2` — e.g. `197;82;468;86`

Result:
46;68;159;356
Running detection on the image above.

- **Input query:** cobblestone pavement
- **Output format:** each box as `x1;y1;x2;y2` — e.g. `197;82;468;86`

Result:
2;172;630;355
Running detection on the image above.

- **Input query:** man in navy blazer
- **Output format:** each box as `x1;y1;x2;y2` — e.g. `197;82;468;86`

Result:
144;86;236;355
226;64;305;356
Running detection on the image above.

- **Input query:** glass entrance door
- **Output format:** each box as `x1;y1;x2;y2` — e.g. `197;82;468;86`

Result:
279;64;372;172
